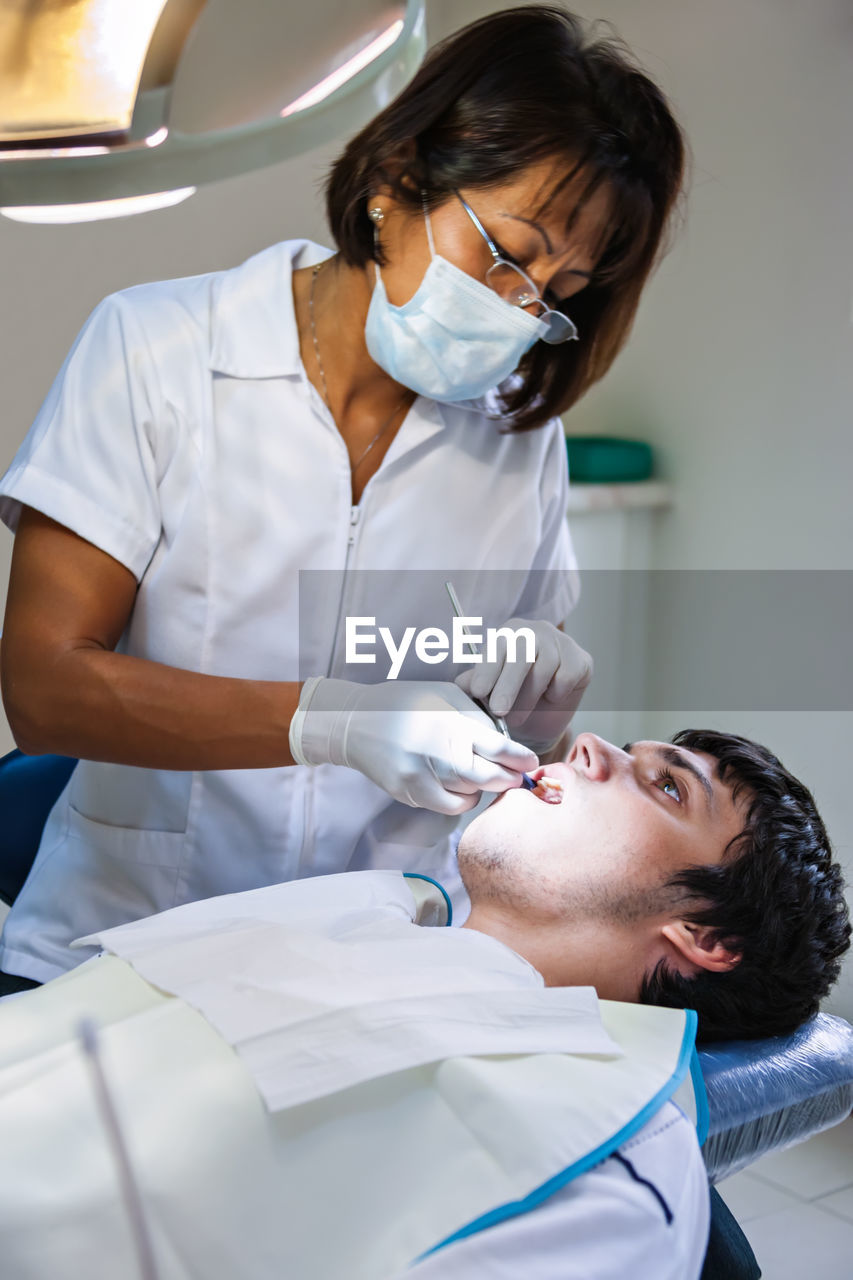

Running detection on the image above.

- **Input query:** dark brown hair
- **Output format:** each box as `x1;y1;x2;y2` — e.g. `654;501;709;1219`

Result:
325;5;687;429
641;730;851;1042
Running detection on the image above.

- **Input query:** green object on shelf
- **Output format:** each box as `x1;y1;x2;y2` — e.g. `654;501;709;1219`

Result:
565;436;654;483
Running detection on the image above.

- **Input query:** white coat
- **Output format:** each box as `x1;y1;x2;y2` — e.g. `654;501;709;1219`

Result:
0;239;577;983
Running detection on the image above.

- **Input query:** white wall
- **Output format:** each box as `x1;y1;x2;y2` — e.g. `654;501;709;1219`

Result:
2;1;851;1016
613;0;853;1022
431;0;853;1019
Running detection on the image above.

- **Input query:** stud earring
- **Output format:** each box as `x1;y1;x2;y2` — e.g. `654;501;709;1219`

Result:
368;206;385;225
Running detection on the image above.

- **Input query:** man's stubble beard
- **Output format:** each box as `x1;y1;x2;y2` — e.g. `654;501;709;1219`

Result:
458;832;681;927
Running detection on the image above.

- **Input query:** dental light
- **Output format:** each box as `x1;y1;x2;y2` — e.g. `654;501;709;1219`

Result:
0;0;425;224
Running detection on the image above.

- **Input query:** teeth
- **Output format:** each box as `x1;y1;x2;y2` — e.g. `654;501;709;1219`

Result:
532;776;564;805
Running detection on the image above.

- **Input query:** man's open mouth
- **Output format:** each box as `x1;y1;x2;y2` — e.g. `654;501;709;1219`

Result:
530;773;564;805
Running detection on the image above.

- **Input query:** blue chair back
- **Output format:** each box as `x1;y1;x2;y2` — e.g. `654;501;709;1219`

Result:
0;749;77;904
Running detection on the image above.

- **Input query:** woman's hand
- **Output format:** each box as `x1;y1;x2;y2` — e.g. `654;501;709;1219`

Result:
289;677;539;815
454;619;593;753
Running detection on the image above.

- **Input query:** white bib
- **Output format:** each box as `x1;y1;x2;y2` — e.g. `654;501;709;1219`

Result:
0;875;707;1279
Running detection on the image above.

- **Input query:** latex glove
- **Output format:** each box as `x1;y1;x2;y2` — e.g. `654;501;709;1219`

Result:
289;677;539;816
455;618;593;753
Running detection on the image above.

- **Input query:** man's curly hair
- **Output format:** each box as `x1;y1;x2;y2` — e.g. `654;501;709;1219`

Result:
639;729;850;1042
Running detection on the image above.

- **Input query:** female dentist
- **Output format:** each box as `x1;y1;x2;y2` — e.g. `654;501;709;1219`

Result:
0;6;686;990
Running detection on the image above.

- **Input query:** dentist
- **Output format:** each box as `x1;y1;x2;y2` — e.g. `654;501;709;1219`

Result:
0;7;686;988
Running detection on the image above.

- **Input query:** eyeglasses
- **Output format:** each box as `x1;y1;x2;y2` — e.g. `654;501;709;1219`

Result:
454;191;579;345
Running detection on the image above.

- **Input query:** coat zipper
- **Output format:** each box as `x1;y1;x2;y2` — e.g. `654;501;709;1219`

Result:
327;503;362;676
304;505;360;868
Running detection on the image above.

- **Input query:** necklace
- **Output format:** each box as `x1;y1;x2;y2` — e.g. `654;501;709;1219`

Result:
309;262;407;471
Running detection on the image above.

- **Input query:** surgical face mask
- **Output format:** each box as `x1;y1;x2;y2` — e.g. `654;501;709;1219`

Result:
364;205;548;403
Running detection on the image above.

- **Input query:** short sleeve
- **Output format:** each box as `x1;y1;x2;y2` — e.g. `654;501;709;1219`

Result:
512;417;580;625
0;293;167;580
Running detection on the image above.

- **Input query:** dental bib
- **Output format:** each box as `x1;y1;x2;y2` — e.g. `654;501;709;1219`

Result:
0;873;705;1280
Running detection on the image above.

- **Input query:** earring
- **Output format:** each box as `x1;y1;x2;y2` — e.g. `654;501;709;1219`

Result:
368;206;385;225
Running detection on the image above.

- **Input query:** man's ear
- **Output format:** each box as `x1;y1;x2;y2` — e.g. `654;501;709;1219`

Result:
661;921;741;974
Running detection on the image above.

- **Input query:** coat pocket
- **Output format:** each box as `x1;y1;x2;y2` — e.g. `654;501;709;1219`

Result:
69;760;192;835
67;803;187;869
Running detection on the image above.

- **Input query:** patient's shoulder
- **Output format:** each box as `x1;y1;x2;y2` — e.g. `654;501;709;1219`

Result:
405;1103;708;1280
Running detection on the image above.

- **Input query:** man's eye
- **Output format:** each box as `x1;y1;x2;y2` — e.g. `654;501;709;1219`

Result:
654;769;682;803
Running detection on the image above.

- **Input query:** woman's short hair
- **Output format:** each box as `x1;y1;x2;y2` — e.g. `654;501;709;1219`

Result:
326;5;687;430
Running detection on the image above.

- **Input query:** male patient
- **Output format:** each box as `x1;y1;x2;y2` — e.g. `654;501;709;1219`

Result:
0;729;848;1280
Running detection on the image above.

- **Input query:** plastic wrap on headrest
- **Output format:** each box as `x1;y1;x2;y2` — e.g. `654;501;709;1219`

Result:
698;1013;853;1184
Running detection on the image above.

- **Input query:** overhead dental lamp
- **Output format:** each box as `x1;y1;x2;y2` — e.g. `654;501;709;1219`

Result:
0;0;425;223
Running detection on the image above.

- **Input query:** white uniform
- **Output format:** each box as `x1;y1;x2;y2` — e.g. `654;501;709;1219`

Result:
0;239;576;983
407;1103;709;1280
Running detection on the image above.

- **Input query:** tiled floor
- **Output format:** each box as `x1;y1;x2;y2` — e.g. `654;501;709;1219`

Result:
717;1117;853;1279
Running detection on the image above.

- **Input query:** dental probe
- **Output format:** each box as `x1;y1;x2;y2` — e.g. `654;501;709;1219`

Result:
444;581;536;792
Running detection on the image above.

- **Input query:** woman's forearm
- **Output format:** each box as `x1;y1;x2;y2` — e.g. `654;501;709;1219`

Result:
1;508;303;769
5;646;303;769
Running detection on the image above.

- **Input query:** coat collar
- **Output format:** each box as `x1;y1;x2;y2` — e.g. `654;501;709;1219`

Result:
205;237;453;453
208;238;332;378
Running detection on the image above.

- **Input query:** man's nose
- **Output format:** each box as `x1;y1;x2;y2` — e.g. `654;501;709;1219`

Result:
569;733;612;781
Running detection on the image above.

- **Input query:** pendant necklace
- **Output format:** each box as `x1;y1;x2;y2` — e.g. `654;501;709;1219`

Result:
309;262;408;472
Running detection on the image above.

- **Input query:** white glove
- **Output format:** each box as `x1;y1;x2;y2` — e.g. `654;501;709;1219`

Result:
289;677;539;816
455;618;593;753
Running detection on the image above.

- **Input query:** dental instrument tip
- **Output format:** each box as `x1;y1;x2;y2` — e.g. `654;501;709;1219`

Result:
521;773;536;790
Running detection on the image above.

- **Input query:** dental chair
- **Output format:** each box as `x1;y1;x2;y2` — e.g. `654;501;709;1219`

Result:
700;1016;853;1277
1;748;851;1280
0;748;76;907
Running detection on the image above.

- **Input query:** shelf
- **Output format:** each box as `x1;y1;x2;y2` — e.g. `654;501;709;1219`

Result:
566;481;673;514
